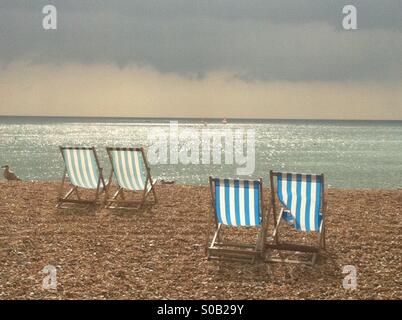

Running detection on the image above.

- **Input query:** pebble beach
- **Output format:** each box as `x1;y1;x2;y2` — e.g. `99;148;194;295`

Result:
0;181;401;299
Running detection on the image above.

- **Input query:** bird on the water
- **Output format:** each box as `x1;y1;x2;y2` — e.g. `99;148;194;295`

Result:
2;165;21;181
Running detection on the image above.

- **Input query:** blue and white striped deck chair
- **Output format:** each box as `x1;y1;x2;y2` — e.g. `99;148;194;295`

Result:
268;171;326;265
105;147;158;209
57;147;107;208
207;177;269;263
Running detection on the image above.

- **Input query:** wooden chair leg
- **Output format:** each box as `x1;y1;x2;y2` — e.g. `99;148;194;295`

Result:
57;186;75;208
119;189;125;200
138;180;158;208
93;177;103;205
73;187;81;200
272;209;284;244
150;180;158;203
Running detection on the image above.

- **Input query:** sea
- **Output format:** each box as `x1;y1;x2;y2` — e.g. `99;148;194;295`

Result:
0;116;401;189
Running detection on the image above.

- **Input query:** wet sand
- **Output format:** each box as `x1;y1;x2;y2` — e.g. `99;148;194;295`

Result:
0;181;401;299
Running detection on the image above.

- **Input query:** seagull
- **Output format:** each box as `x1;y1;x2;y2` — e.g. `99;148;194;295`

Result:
1;165;21;181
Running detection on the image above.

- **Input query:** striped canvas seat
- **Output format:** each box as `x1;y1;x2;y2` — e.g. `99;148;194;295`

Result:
109;149;147;191
57;146;106;209
207;177;267;263
62;147;102;189
105;147;158;209
268;171;326;265
213;178;262;227
276;173;323;232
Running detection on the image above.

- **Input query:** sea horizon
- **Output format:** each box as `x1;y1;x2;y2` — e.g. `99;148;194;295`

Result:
1;116;401;189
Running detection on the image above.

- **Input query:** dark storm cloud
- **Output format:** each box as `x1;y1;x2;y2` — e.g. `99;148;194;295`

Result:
0;0;401;81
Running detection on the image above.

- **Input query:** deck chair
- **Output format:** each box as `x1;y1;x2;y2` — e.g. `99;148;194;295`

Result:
267;170;326;265
57;146;107;208
105;147;158;209
206;177;269;263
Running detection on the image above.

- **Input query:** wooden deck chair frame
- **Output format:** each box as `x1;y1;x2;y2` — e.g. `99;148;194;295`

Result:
267;170;326;265
57;146;107;209
105;147;158;209
206;177;270;263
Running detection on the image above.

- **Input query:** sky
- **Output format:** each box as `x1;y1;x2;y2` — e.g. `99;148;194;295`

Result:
0;0;401;119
